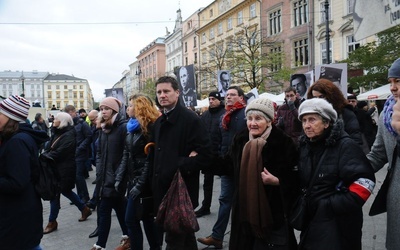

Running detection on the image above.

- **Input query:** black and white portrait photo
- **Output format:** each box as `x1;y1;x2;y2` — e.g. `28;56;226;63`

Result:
177;65;197;108
217;70;231;97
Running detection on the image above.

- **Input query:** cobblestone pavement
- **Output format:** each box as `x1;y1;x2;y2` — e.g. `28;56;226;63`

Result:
40;166;387;250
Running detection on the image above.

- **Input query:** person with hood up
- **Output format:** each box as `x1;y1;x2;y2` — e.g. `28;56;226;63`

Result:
91;97;129;250
0;95;49;250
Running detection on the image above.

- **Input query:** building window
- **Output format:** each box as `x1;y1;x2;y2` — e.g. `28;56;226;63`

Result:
347;35;360;55
56;85;59;89
269;9;282;35
185;42;187;52
320;0;331;24
194;53;198;63
321;41;332;64
194;37;197;48
37;90;41;97
64;85;67;89
47;85;51;89
202;33;206;44
269;46;282;72
48;92;52;98
80;101;84;108
237;11;243;25
227;17;233;30
185;57;188;65
347;0;355;14
80;92;83;98
210;9;213;17
250;3;256;18
188;21;192;29
218;22;223;35
209;27;215;39
202;52;207;64
293;0;308;26
293;38;309;66
80;85;83;89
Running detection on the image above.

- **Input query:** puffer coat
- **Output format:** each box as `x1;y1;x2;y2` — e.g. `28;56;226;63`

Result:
297;119;375;250
96;114;127;198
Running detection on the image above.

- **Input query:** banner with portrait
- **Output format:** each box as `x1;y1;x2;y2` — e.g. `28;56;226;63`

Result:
314;63;348;97
290;70;313;100
175;65;197;108
217;70;231;97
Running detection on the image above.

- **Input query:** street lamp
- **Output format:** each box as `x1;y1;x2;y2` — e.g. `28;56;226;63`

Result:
135;65;142;92
20;71;25;97
325;0;331;64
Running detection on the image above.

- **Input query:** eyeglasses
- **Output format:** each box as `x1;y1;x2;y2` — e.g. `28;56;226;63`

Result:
285;94;295;98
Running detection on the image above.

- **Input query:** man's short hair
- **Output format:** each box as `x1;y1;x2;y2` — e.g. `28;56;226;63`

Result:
284;86;297;94
291;74;307;83
228;86;244;97
34;113;42;122
155;76;180;91
64;105;76;113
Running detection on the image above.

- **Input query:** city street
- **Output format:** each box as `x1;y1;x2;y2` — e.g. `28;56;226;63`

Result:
41;166;388;250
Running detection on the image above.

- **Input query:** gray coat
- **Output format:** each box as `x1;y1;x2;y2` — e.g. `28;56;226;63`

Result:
367;113;400;250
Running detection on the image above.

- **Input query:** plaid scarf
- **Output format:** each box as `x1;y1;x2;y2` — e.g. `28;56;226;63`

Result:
221;101;246;130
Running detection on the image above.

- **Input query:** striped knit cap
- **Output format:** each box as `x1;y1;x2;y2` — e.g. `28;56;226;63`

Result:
0;95;30;122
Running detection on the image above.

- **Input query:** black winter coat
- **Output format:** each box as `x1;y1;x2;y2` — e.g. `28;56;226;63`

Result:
73;117;92;161
297;120;375;250
229;126;299;250
118;126;152;198
0;123;49;249
45;126;77;192
151;102;212;212
341;106;363;145
96;114;127;198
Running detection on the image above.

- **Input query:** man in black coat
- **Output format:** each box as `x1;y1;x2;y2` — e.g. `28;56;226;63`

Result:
151;76;211;249
195;91;225;217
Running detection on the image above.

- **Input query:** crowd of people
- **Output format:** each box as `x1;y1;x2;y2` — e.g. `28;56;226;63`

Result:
1;58;400;250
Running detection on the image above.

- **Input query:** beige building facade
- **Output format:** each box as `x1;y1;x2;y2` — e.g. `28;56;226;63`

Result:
44;74;93;111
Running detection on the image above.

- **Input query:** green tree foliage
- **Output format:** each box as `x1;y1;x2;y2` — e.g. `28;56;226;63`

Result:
342;25;400;90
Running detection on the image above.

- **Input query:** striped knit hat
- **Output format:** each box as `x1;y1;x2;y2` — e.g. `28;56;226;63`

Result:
0;95;30;122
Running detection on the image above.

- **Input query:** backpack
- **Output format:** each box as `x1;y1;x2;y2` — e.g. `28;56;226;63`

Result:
34;152;61;200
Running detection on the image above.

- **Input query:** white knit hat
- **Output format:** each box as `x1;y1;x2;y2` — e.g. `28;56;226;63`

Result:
298;98;337;122
0;95;30;122
245;97;275;121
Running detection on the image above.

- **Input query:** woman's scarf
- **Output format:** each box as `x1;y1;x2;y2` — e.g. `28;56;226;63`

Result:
221;101;246;130
127;118;140;133
383;95;398;136
239;125;273;239
101;113;118;134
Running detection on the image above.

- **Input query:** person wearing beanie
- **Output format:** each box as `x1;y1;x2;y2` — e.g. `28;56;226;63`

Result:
0;95;50;249
369;57;400;249
347;95;358;108
276;86;303;145
223;97;299;249
295;98;375;249
198;86;247;249
90;97;129;250
195;91;225;218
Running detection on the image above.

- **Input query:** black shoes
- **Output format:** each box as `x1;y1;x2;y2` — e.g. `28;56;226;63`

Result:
88;227;99;238
195;207;211;217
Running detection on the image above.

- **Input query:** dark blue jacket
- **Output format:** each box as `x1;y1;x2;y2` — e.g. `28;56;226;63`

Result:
73;116;92;161
0;123;49;249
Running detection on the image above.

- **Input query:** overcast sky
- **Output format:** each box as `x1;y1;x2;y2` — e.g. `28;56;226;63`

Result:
0;0;212;101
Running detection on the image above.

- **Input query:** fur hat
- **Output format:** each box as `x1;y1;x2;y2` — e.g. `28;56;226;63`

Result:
388;58;400;79
0;95;30;122
209;91;222;101
298;98;337;122
100;97;121;113
245;97;275;121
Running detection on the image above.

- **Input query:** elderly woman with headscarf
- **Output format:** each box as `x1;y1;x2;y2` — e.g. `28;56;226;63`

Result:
369;58;400;250
295;98;375;250
229;98;299;250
